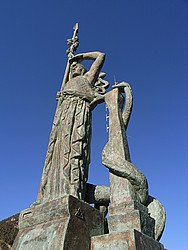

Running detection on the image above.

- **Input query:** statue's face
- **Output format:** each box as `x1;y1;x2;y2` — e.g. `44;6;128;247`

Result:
70;62;83;78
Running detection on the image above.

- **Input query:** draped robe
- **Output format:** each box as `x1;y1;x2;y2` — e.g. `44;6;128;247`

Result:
37;76;95;203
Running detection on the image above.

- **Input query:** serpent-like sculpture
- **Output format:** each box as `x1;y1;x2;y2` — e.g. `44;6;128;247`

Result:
101;82;166;241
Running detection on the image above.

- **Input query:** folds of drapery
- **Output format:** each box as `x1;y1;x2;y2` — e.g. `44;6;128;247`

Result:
37;95;91;202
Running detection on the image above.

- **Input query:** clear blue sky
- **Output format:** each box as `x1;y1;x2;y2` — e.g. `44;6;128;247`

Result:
0;1;187;249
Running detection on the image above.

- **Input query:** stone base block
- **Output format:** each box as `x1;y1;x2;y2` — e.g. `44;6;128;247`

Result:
12;195;105;250
91;230;165;250
109;174;140;207
108;200;148;216
108;209;155;238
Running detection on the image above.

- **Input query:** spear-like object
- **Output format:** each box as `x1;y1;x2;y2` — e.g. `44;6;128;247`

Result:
60;23;79;92
36;24;79;201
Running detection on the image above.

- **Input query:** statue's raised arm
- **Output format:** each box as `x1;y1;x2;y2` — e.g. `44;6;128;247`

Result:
68;51;105;87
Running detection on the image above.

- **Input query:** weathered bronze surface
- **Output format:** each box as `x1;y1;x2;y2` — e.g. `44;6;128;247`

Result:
100;83;166;245
91;230;165;250
13;196;105;250
12;24;166;249
37;51;107;203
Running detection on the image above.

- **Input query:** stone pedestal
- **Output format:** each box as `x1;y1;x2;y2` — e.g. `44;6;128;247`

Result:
12;195;105;250
108;173;155;236
91;173;165;249
108;206;154;238
91;229;165;250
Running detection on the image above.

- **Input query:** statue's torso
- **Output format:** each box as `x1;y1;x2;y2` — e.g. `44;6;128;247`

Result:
63;76;95;102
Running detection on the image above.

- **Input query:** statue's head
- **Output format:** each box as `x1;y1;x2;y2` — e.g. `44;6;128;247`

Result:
70;62;87;78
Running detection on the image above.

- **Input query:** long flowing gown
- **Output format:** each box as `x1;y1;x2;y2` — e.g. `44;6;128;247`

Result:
37;76;95;203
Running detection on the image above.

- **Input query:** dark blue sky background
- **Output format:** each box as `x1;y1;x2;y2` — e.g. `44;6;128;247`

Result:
0;1;187;249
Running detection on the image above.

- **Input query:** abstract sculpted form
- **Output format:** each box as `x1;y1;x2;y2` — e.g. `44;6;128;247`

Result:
13;24;166;250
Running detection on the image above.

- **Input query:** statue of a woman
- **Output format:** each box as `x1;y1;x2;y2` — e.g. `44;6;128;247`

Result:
37;52;107;203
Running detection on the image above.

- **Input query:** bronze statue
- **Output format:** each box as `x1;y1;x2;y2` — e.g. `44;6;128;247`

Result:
37;24;108;203
12;23;166;250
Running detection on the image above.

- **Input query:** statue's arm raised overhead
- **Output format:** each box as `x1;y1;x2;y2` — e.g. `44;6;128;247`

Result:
69;52;105;86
